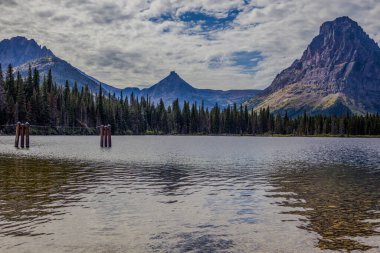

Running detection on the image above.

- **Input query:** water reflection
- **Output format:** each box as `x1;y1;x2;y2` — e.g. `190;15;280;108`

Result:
0;158;90;237
269;163;380;251
0;136;379;252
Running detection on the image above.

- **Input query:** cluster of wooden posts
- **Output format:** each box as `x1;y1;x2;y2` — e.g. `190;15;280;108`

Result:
100;124;112;148
15;122;30;148
12;123;112;149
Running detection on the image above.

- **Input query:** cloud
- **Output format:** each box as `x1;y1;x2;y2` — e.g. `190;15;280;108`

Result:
0;0;17;6
0;0;378;90
209;50;263;75
231;51;263;74
87;2;132;24
51;15;71;22
85;48;142;69
35;10;56;18
151;9;242;33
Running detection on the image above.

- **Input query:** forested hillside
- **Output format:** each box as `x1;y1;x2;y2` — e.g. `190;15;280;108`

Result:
0;64;379;136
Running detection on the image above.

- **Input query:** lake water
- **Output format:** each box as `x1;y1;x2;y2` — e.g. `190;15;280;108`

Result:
0;136;379;252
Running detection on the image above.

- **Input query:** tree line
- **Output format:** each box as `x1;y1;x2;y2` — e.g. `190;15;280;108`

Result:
0;64;379;136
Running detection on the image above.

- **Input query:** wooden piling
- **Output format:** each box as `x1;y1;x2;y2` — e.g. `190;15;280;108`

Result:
104;125;108;148
107;124;112;147
100;124;112;148
15;122;21;148
25;122;30;148
20;124;25;148
100;125;104;147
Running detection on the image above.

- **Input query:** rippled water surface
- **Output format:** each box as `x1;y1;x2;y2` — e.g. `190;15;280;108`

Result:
0;136;379;252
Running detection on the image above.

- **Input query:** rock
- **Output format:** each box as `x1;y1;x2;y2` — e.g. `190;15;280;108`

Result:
245;16;380;116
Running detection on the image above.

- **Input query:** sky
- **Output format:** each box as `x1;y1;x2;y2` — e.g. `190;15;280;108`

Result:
0;0;379;90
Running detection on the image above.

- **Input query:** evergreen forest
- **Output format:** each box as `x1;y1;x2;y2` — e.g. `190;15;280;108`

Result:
0;64;379;136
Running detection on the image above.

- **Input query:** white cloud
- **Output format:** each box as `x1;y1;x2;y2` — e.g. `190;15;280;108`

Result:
0;0;378;90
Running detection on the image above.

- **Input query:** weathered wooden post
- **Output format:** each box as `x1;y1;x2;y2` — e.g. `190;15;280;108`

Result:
99;124;112;148
25;122;30;148
104;125;108;148
20;124;25;148
107;124;112;148
15;122;21;148
100;125;104;147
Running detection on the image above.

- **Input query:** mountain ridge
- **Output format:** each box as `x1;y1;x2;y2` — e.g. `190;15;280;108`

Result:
245;16;380;116
0;36;54;66
123;71;261;108
0;36;260;108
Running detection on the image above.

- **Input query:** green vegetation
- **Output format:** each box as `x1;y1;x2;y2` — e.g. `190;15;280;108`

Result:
0;64;379;136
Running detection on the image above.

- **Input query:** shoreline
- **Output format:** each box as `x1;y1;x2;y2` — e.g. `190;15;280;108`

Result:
1;133;379;138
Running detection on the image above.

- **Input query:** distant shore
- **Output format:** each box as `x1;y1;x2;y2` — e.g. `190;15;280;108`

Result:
1;131;379;138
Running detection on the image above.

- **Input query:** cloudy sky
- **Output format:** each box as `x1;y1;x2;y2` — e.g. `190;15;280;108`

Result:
0;0;379;90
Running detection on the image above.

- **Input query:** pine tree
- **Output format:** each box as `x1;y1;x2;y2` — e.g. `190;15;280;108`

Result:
47;69;53;93
25;64;34;101
172;99;182;133
0;68;379;136
15;72;27;122
97;84;105;124
0;64;6;124
210;104;220;134
33;68;40;91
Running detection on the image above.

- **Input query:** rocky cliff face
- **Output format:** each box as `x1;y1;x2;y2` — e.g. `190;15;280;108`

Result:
246;16;380;116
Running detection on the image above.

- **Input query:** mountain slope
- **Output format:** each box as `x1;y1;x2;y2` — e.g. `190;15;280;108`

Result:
123;71;261;108
0;36;120;95
245;16;380;116
0;36;261;108
0;36;54;66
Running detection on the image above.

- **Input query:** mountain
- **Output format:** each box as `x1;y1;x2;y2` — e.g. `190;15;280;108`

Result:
0;36;53;66
245;16;380;116
0;36;261;108
0;36;119;95
124;71;261;108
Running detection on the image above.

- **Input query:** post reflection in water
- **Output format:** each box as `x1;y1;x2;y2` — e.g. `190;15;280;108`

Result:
269;162;380;251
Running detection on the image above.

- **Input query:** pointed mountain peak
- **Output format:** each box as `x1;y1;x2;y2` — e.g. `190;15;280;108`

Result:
162;70;186;83
269;16;380;92
319;16;364;36
324;16;357;27
251;17;380;115
166;70;181;80
304;16;379;61
169;70;178;76
147;71;194;93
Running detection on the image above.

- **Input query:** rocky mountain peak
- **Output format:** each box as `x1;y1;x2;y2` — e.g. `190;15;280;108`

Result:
267;16;380;94
0;36;54;67
245;17;380;116
320;16;360;34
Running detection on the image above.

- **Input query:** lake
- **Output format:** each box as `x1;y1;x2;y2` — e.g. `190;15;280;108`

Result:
0;136;379;252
